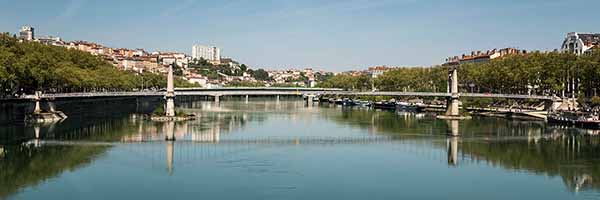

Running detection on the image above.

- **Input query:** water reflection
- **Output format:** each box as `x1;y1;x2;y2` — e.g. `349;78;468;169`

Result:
446;120;459;136
120;113;252;142
447;136;459;166
2;101;600;199
320;107;600;193
457;135;600;193
0;143;108;198
166;141;174;175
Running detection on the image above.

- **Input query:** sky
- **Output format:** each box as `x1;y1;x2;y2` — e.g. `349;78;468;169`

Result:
1;0;599;71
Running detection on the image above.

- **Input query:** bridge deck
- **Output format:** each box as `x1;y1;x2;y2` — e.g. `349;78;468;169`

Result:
9;88;554;100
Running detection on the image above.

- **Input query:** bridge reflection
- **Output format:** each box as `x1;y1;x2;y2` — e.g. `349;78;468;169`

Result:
120;113;247;142
6;105;600;194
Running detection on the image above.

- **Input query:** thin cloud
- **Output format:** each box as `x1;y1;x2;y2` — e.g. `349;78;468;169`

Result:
52;0;87;22
159;0;247;18
159;0;197;18
272;0;414;19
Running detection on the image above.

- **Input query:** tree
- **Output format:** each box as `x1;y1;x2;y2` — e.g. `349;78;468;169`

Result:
172;63;184;76
251;69;271;81
226;80;265;87
318;73;371;91
0;33;197;97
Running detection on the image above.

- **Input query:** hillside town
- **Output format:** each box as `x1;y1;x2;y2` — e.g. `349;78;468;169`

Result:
12;26;600;90
14;26;336;88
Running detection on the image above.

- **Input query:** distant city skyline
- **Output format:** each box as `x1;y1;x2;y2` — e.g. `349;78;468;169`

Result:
1;0;600;71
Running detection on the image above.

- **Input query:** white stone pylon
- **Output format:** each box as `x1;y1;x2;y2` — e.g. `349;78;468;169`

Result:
446;67;460;116
165;64;175;117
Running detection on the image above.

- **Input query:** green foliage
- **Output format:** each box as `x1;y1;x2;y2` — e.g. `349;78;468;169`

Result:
271;83;302;87
250;68;271;81
459;51;600;96
239;64;248;72
591;96;600;107
226;80;265;87
0;145;108;198
152;106;194;117
317;74;372;91
152;105;165;116
0;33;198;96
189;58;248;78
461;97;495;108
175;109;189;117
375;67;446;92
315;72;334;82
172;63;184;76
321;50;600;99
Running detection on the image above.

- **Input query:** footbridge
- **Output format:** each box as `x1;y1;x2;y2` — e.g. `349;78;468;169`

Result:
14;64;558;123
23;89;554;100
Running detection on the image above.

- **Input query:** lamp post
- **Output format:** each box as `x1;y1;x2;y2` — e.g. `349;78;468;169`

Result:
141;74;144;91
139;69;144;91
469;83;475;93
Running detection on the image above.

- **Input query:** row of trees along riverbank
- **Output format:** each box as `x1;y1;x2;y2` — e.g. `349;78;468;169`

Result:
319;50;600;99
0;33;197;97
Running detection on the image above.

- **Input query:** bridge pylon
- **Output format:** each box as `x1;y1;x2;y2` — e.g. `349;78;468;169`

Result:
33;91;42;113
447;66;460;115
305;94;316;107
438;65;470;120
165;64;176;117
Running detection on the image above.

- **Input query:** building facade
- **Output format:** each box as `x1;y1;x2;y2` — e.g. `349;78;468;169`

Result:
562;32;600;55
367;66;392;78
36;36;62;46
444;48;524;66
192;45;221;64
19;26;34;41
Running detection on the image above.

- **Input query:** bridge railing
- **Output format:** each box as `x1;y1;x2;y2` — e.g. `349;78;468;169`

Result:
175;87;344;91
317;91;452;97
41;91;163;98
20;89;556;101
460;93;556;100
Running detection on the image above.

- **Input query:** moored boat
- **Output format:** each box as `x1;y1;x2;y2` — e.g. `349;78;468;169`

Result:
396;102;423;112
547;111;577;125
373;101;396;110
575;120;600;129
575;114;600;129
341;98;357;106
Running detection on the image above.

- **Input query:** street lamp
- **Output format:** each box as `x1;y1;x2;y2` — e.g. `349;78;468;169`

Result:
469;83;475;93
139;69;144;91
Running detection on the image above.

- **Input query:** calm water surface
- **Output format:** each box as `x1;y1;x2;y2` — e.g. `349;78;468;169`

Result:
2;100;600;200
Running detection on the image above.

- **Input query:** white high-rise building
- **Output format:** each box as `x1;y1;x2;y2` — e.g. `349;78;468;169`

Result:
562;32;600;55
19;26;34;41
192;45;221;64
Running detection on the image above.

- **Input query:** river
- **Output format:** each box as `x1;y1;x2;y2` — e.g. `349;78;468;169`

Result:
1;100;600;199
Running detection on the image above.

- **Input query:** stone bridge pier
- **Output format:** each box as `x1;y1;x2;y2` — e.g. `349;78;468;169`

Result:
26;91;67;123
165;65;176;117
446;66;460;116
438;66;470;120
305;94;317;107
